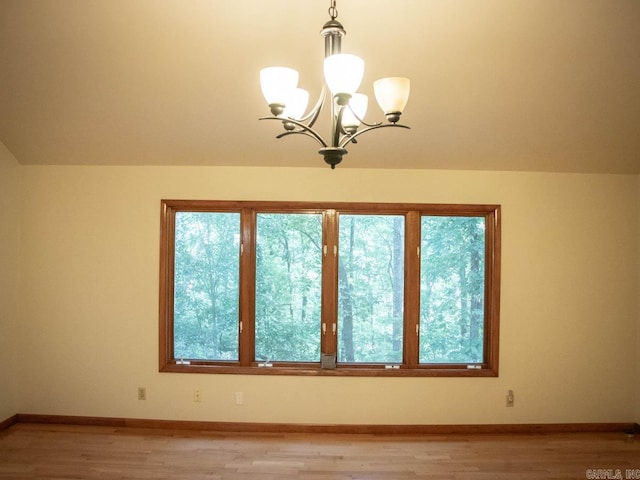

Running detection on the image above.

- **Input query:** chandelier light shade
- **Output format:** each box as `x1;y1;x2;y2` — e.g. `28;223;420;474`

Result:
374;77;411;123
259;0;410;168
260;67;299;115
341;93;368;130
282;88;310;123
323;54;365;97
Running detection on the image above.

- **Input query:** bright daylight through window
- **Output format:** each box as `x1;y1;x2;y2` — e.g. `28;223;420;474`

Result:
160;201;501;376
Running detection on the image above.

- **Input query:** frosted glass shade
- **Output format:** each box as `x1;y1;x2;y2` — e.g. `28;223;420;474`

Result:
323;54;365;96
260;67;299;106
373;77;410;114
283;88;309;120
341;93;368;128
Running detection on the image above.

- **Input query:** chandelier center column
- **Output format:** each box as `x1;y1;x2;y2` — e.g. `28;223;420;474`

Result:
321;19;345;58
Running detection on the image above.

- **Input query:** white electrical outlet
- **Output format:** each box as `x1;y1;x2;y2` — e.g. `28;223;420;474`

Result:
194;389;202;403
506;389;515;407
137;387;146;401
235;391;244;406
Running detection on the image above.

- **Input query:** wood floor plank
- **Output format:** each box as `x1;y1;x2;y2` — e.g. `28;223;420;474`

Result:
0;423;638;479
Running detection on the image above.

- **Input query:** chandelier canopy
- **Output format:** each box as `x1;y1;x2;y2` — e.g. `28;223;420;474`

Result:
259;0;410;169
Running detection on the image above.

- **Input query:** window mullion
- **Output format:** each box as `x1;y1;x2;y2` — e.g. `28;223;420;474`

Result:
321;209;338;357
404;211;420;368
239;208;256;366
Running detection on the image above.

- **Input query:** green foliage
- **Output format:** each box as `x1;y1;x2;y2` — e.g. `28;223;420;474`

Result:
420;216;485;363
172;210;488;366
255;213;322;362
174;212;240;361
338;215;404;363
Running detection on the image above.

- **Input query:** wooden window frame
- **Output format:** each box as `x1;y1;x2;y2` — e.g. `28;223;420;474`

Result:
159;200;501;377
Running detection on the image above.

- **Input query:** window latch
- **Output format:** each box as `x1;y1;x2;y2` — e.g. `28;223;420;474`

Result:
323;245;337;257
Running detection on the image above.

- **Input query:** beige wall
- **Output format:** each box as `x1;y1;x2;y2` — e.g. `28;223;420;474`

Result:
13;165;639;425
0;143;21;421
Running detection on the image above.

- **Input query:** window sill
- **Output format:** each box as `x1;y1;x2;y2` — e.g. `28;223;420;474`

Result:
160;363;498;377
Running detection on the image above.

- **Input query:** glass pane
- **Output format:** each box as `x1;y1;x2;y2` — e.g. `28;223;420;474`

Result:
338;215;404;363
255;213;322;362
420;216;485;364
173;212;240;361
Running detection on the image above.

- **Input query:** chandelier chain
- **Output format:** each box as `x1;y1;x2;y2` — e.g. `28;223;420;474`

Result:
328;0;338;20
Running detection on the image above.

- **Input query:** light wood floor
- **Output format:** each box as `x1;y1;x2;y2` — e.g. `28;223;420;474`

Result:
0;423;638;479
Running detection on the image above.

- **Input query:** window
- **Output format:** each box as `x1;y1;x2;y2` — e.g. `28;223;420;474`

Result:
255;213;322;363
420;216;486;364
159;200;501;376
337;214;404;364
173;211;241;361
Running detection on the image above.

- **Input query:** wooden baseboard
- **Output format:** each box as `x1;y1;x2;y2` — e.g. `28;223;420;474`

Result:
0;414;18;432
13;414;636;435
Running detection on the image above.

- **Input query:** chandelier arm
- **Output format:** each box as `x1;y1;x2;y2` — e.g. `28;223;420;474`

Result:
337;105;386;137
259;116;328;147
338;118;383;138
297;86;326;128
347;105;384;128
338;123;411;149
276;130;328;146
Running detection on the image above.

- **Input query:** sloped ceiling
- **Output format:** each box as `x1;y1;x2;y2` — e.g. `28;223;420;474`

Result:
1;0;639;172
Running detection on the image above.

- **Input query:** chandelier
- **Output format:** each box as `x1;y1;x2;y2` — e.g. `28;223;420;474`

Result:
259;0;410;169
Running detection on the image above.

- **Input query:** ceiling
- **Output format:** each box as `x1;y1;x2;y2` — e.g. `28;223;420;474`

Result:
1;0;639;173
